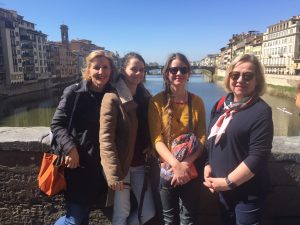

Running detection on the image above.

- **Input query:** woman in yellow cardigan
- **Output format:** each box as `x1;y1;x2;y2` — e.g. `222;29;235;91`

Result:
148;53;206;225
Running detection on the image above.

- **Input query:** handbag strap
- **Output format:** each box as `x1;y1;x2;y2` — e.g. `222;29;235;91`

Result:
56;91;80;156
188;92;193;133
67;91;80;133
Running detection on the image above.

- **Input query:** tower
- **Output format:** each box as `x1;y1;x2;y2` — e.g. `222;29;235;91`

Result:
60;24;69;47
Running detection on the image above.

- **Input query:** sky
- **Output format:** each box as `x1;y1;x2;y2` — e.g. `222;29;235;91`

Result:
1;0;300;64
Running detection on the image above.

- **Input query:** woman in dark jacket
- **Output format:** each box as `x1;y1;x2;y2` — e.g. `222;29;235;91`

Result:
203;54;273;225
52;50;116;225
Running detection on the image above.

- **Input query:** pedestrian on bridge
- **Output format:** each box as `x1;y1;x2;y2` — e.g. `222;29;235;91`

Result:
52;50;116;225
100;52;156;225
148;52;206;225
203;54;274;225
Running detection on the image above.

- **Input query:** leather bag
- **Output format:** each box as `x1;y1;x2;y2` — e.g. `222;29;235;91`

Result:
38;152;66;196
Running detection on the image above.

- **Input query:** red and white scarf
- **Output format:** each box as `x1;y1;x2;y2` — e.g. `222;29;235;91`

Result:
208;94;255;145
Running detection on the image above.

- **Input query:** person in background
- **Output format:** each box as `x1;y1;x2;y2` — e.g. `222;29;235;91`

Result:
52;50;116;225
100;52;156;225
295;82;300;109
203;54;274;225
148;53;206;225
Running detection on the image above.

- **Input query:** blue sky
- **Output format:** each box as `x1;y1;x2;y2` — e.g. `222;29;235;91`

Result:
2;0;300;64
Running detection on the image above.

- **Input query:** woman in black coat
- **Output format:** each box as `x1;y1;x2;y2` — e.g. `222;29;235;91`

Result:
52;50;116;225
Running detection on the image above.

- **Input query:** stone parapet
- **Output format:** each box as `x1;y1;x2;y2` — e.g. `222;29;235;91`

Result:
0;127;299;225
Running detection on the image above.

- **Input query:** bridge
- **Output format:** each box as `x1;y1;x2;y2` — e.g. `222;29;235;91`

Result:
145;65;216;82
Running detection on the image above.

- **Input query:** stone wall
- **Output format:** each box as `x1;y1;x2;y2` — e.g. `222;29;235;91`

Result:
0;127;299;225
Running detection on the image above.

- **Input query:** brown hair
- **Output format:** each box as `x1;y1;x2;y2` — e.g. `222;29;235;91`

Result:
113;52;146;83
162;53;191;147
81;50;116;81
224;54;266;96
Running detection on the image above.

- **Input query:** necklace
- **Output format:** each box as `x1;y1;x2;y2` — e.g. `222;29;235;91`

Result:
172;90;187;103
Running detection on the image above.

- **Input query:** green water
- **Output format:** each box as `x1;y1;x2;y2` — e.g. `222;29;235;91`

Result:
0;75;299;136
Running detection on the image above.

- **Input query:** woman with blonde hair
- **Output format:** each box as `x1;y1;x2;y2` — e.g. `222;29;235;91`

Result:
203;54;273;225
52;50;116;225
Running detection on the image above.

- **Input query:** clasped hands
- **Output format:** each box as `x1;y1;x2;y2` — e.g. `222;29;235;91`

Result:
203;164;230;193
170;161;192;187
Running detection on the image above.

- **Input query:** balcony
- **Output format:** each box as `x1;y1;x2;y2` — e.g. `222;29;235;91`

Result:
22;53;34;58
20;35;31;41
21;44;33;49
264;64;286;68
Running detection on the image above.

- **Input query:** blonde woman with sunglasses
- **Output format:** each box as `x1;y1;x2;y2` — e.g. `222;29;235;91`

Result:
203;54;274;225
148;53;206;224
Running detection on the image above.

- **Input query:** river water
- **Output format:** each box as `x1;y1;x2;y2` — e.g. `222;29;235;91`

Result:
0;75;299;136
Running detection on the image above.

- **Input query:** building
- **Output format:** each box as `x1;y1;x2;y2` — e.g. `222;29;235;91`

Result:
70;39;104;73
47;25;78;79
262;15;300;75
200;54;219;67
0;8;50;87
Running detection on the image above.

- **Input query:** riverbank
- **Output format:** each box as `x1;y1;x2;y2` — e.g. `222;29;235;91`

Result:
0;127;299;225
214;68;300;99
0;76;80;97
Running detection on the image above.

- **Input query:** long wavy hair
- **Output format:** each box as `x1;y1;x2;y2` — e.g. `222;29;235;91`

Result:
161;53;191;147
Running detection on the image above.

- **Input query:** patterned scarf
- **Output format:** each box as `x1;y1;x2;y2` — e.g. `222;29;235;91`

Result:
208;93;255;145
160;133;199;181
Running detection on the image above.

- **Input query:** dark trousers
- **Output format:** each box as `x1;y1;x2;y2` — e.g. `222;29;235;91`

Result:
218;193;266;225
159;178;202;225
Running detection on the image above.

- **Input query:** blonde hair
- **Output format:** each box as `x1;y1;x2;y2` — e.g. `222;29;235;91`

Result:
82;50;117;81
224;54;266;96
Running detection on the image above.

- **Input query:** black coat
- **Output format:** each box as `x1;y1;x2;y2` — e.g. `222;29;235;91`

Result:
51;80;112;205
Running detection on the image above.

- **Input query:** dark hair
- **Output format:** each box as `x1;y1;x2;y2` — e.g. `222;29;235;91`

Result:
113;52;146;82
162;53;191;147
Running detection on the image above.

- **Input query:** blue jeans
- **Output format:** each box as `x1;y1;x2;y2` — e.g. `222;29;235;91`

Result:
112;165;155;225
218;193;266;225
54;202;91;225
159;177;202;225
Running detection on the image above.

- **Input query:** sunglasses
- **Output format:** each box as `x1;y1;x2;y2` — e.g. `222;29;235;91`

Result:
169;67;189;75
229;71;255;82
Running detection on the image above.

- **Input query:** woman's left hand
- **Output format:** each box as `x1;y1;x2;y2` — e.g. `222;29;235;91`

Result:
171;161;191;186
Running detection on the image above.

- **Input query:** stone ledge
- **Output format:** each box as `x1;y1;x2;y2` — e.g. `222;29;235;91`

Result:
0;127;299;163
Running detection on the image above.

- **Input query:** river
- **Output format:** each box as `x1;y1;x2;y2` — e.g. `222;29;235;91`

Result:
0;75;299;136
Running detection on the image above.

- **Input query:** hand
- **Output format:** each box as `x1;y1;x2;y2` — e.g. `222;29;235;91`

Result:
203;164;215;193
110;181;125;191
205;177;229;192
65;147;80;168
171;161;191;187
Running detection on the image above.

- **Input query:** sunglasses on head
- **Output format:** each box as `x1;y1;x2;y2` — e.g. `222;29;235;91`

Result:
168;67;189;75
229;71;255;82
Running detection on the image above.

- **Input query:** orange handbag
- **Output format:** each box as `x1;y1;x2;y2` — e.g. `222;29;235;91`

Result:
38;151;66;196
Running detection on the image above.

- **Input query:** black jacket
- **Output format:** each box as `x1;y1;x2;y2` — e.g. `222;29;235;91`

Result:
51;80;112;205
